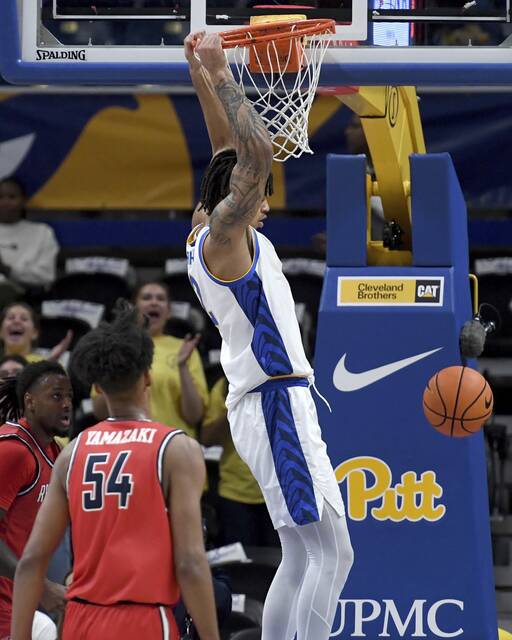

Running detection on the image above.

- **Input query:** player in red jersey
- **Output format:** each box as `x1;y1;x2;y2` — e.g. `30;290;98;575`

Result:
11;304;219;640
0;360;72;639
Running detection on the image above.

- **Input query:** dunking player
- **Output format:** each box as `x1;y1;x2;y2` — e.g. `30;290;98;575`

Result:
11;306;219;640
186;33;354;640
0;361;71;640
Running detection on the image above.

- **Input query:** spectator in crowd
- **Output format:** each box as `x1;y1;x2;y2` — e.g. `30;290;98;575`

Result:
0;361;72;640
0;303;72;364
201;376;278;547
0;303;40;363
0;355;27;379
0;178;60;307
92;281;208;438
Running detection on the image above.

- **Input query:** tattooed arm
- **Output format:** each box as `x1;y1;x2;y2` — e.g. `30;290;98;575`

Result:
195;34;273;255
185;31;233;156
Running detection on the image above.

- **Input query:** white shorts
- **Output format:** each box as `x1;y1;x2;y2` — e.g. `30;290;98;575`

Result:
227;378;344;529
32;611;57;640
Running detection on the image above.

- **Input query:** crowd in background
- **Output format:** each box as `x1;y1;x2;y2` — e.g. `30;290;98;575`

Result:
0;174;279;553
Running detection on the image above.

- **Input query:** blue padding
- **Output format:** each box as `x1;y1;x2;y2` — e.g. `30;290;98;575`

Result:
326;154;367;267
314;150;496;638
45;218;325;248
32;217;512;249
315;266;497;639
411;153;469;269
49;219;191;248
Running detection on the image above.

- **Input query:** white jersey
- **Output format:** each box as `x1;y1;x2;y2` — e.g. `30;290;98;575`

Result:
186;224;313;409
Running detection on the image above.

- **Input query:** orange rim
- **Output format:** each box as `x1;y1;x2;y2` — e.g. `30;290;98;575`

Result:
220;18;336;49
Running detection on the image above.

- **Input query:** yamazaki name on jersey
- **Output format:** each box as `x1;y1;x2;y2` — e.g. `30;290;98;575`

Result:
85;428;157;446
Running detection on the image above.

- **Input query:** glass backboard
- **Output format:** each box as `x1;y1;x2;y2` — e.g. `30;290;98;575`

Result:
0;0;511;85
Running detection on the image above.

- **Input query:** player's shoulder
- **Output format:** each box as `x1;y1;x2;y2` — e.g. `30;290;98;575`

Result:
0;430;38;482
0;421;32;445
164;429;201;462
154;424;189;440
0;432;35;462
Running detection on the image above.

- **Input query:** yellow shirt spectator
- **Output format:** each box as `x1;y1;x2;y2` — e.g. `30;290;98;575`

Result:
150;334;208;438
93;282;208;440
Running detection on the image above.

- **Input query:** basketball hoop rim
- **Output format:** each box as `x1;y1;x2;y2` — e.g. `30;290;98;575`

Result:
219;18;336;49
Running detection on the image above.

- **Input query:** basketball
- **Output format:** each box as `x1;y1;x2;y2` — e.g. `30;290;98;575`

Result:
423;366;493;438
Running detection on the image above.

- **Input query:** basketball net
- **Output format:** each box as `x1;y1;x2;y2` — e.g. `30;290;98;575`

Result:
221;17;335;162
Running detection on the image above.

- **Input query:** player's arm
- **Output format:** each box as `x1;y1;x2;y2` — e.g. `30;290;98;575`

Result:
200;380;229;448
200;411;229;447
11;447;72;640
0;441;37;580
185;31;234;156
178;335;206;428
164;435;220;640
195;34;273;248
0;509;18;580
0;512;63;618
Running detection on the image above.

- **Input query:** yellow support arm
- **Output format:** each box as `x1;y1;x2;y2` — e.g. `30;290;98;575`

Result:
336;86;425;262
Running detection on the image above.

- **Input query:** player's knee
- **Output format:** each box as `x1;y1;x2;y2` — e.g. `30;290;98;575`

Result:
331;518;354;576
341;538;354;575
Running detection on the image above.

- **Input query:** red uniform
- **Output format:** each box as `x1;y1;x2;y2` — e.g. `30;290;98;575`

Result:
64;419;184;640
0;420;61;637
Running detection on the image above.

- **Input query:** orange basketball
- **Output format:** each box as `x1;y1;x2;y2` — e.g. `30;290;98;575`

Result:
423;366;493;438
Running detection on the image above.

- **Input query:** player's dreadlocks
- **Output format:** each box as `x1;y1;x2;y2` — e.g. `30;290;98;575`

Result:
199;148;274;215
70;300;153;395
0;361;67;423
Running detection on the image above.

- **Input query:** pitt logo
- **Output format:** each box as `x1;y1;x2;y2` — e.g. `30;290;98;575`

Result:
415;279;442;303
37;484;49;503
335;456;446;522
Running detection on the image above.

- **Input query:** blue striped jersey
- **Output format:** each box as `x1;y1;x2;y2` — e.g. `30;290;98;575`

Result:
186;224;313;409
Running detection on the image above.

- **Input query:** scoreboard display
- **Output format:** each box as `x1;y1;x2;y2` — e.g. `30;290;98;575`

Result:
53;1;186;18
204;1;354;26
52;1;357;24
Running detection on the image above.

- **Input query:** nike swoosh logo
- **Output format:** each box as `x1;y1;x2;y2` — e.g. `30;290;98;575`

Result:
485;397;492;410
333;347;443;392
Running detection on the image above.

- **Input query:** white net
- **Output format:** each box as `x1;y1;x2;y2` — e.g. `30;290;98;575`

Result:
229;28;333;162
